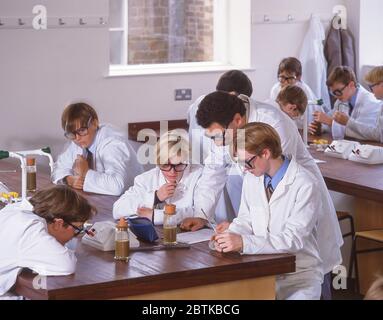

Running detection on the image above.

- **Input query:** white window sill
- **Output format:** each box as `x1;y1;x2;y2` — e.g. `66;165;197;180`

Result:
107;62;254;77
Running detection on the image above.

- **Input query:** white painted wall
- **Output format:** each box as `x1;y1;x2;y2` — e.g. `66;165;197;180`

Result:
0;0;358;161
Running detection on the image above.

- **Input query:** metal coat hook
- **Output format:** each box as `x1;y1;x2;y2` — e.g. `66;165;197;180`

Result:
263;15;270;22
58;18;65;26
79;18;86;25
287;14;294;22
18;18;25;26
0;19;4;26
99;17;106;25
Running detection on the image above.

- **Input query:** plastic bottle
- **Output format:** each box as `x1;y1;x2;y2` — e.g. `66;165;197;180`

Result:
114;218;130;261
163;204;177;245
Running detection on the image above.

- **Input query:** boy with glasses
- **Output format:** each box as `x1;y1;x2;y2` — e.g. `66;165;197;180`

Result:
213;122;323;300
113;131;210;231
0;186;95;299
309;66;381;140
338;66;383;142
52;102;143;196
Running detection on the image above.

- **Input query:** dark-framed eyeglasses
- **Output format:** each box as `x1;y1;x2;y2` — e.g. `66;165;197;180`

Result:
369;82;382;92
64;117;93;140
205;128;227;146
244;155;257;169
330;83;349;97
278;75;297;83
159;163;188;172
64;220;93;237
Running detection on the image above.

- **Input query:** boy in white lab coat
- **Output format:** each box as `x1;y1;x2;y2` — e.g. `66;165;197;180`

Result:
269;57;329;127
113;130;209;231
0;186;95;299
342;66;383;142
276;85;308;121
213;122;323;300
309;66;382;140
52;102;143;196
196;91;342;300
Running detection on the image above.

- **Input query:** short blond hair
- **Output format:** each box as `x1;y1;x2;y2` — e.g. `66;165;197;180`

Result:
237;122;282;158
155;130;190;165
365;66;383;85
277;85;308;115
364;276;383;300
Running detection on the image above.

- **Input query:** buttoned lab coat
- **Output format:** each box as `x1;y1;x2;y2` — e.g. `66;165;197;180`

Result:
0;202;76;297
113;164;210;224
52;124;143;196
229;158;323;300
199;96;343;274
332;86;382;140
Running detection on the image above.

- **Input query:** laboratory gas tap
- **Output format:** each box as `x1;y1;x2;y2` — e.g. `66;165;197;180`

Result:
0;147;54;203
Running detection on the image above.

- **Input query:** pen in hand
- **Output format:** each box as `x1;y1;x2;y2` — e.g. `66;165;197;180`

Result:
201;209;217;233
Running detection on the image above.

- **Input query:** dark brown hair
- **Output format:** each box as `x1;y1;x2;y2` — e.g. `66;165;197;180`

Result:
61;102;98;133
196;91;246;128
30;185;96;224
327;66;357;87
277;85;308;115
278;57;302;77
216;70;253;97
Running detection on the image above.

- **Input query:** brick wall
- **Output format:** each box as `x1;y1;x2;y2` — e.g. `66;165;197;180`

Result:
127;0;213;65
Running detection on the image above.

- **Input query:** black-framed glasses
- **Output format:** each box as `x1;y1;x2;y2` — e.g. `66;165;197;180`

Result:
159;163;188;172
369;82;382;92
64;117;93;140
64;220;93;237
278;75;297;83
245;155;257;169
330;83;349;97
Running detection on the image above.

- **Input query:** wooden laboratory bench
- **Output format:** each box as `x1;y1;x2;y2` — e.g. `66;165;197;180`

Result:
308;134;383;294
0;161;295;300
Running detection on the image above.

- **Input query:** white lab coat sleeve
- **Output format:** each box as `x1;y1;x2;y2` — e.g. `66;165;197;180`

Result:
241;182;319;255
113;174;155;219
83;140;136;196
228;177;256;236
275;119;299;158
345;116;382;142
18;220;77;275
51;144;76;185
331;121;346;140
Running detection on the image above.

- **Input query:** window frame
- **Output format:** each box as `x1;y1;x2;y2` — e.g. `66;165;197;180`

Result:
108;0;252;77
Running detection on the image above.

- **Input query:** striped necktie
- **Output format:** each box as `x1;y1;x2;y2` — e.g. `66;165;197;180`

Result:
265;182;274;202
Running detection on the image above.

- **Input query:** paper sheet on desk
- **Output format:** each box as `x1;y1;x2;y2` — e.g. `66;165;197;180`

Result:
315;159;326;164
177;228;214;244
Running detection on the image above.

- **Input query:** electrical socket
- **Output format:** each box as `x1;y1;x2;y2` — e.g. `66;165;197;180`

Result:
175;89;192;101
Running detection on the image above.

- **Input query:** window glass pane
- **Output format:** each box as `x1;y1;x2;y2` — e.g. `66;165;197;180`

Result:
127;0;214;65
109;0;125;29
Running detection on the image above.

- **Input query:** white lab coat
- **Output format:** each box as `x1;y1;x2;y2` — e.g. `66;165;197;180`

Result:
341;87;383;140
345;106;383;142
199;96;343;274
0;202;76;297
299;14;331;111
229;158;323;300
52;124;143;196
113;164;209;224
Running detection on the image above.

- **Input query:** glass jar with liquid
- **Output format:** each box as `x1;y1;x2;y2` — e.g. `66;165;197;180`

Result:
163;204;177;245
114;218;130;261
26;157;37;192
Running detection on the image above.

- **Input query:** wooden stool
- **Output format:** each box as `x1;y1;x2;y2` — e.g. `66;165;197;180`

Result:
351;230;383;294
